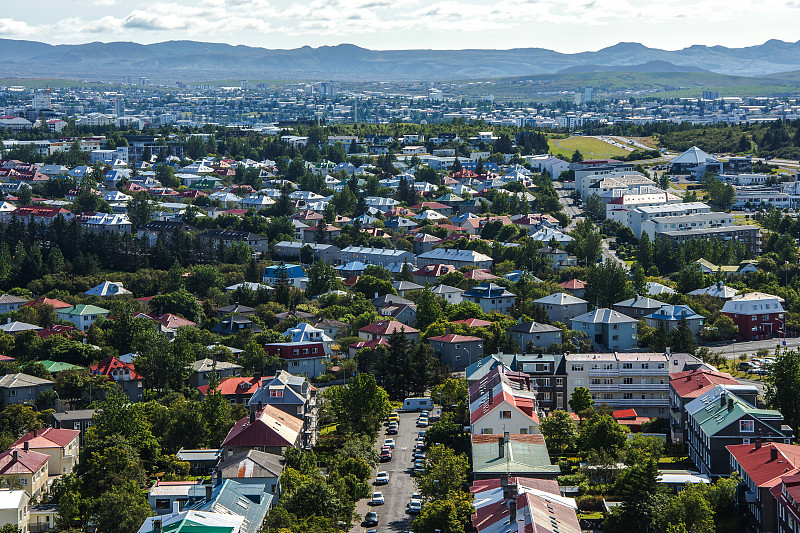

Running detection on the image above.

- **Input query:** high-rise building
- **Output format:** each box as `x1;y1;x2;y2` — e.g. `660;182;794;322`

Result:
139;77;149;87
584;87;593;103
240;80;249;91
114;98;124;117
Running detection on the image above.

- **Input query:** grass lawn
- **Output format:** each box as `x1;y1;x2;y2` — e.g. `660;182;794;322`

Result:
578;512;604;520
320;424;338;436
548;136;632;160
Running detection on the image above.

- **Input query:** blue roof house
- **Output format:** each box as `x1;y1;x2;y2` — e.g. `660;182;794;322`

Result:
262;264;306;289
644;304;705;337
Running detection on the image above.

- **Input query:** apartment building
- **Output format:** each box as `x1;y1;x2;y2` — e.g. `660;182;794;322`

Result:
565;352;701;418
626;202;712;237
641;212;735;239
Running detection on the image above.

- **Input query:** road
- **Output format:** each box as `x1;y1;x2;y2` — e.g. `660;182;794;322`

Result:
554;182;582;231
351;410;428;533
705;336;800;361
601;239;628;270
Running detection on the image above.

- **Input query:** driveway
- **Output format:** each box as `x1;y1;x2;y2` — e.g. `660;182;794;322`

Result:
351;410;432;533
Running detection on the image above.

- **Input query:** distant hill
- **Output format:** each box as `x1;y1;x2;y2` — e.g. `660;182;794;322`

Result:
556;61;710;74
3;38;800;81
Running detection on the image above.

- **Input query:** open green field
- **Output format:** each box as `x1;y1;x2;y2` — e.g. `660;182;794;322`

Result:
548;136;632;159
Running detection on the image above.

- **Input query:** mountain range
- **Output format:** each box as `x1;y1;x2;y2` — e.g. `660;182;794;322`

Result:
3;38;800;82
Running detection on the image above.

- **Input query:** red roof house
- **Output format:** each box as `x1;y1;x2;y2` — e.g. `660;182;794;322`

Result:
358;320;419;342
221;404;304;454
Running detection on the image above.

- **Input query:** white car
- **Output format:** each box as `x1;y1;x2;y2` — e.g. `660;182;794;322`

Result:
408;499;422;514
383;438;396;449
375;471;389;485
416;419;428;428
372;492;385;505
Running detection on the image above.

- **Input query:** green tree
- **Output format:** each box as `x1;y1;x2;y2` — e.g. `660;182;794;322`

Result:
305;260;342;297
201;371;234;447
91;479;153;533
655;483;715;533
677;263;706;294
320;373;391;438
630;261;647;296
613;459;660;501
186;265;224;297
352;275;396;299
669;316;697;354
155;164;180;188
584;260;633;308
637;231;653;271
579;414;629;457
539;410;579;453
584;193;605;221
149;289;204;323
766;349;800;430
571;149;584;163
415;444;470;499
415;287;444;330
569;386;595;416
411;490;474;533
568;219;602;266
126;191;155;230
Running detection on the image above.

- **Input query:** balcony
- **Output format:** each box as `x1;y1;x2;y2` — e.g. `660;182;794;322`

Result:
590;370;619;377
588;384;618;392
616;398;670;407
619;383;669;391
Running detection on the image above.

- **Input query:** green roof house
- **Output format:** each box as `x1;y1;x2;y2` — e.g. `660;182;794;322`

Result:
56;304;109;332
471;433;561;480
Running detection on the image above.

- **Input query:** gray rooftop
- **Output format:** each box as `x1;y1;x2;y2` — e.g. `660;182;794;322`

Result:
533;292;588;306
509;321;562;334
572;308;637;324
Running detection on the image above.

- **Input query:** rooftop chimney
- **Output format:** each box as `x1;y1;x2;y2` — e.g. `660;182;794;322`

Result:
216;469;223;486
205;485;213;503
771;446;779;461
23;442;28;451
498;437;505;458
33;429;37;438
153;519;163;533
12;450;18;462
728;398;734;411
755;436;762;449
508;498;517;518
249;412;255;424
720;393;726;407
257;401;263;412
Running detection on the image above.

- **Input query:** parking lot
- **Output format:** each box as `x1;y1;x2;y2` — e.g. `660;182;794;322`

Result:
351;409;436;533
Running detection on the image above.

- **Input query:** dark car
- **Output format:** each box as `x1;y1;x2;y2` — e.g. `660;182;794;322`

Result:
364;512;379;526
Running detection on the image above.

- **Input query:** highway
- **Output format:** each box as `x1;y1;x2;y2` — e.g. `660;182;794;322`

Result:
351;410;429;533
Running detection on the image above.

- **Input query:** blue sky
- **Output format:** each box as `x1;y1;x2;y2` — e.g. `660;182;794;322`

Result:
1;0;798;52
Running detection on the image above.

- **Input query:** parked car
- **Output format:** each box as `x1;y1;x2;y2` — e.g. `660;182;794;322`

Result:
387;424;398;435
375;471;389;485
414;460;425;474
372;492;385;505
384;438;396;449
416;418;428;428
408;500;422;514
364;512;379;526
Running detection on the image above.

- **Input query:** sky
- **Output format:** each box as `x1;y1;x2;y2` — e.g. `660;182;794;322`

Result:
1;0;799;52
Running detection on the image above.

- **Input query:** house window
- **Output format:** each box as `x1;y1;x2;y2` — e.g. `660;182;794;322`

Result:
743;438;751;445
642;363;649;369
270;390;283;398
291;361;299;367
292;349;299;355
658;363;665;369
481;428;494;434
623;393;632;399
500;411;512;419
623;378;633;384
556;378;563;387
156;499;171;510
623;363;632;369
740;420;755;433
571;365;583;372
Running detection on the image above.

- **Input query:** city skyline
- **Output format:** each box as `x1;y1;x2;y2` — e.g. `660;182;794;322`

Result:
1;0;799;53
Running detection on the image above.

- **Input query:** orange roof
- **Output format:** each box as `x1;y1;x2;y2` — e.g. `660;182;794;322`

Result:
670;368;739;398
0;449;48;475
452;318;492;328
90;356;143;381
359;320;419;335
727;443;800;487
23;297;71;309
559;279;586;290
198;376;263;397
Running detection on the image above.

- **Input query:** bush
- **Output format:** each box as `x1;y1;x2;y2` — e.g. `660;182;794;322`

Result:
576;494;605;512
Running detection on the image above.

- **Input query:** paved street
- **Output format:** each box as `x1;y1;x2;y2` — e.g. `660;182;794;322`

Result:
351;410;429;533
554;183;582;231
601;238;628;270
705;336;800;360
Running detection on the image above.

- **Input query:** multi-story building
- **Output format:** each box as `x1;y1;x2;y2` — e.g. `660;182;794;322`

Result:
565;352;701;419
729;442;800;533
11;428;80;476
658;225;762;254
570;308;638;351
463;283;517;315
416;248;493;270
641;212;735;239
771;471;800;533
686;386;793;476
722;292;785;341
339;246;415;268
508;321;562;351
668;368;753;444
626;202;712;237
428;333;484;371
532;293;588;326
